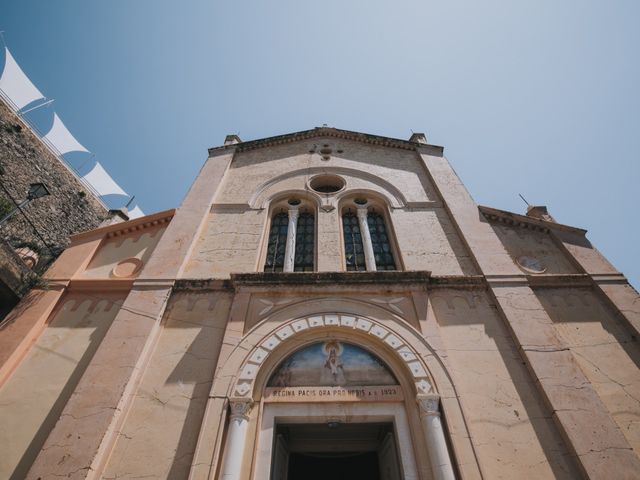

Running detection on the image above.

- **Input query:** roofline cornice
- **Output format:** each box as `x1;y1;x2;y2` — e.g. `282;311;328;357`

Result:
69;208;176;244
479;205;587;235
207;127;444;157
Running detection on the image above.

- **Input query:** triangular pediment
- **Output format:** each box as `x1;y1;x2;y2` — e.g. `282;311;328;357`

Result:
208;127;443;156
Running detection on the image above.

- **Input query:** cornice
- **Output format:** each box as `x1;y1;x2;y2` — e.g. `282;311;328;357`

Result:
207;127;445;156
231;271;433;287
429;275;486;289
53;278;136;291
69;209;175;244
173;279;232;291
479;205;587;235
525;274;592;288
173;272;488;292
168;272;607;293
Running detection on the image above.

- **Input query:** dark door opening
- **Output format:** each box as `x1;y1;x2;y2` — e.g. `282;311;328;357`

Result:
288;451;379;480
271;422;402;480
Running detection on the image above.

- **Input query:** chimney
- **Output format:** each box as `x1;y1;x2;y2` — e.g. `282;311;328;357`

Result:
224;134;242;146
526;205;555;223
409;132;427;144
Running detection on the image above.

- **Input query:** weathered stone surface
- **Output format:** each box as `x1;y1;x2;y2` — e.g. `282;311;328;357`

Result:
0;101;106;253
0;99;107;312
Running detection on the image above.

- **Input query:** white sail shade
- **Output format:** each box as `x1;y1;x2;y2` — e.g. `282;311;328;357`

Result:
128;205;145;219
43;113;89;154
0;47;45;110
82;161;127;197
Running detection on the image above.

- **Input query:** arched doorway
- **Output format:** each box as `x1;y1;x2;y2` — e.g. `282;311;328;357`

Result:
215;314;459;480
258;340;410;480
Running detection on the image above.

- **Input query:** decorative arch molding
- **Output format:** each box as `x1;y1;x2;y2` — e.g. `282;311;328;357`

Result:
249;166;407;209
262;189;322;210
208;310;482;480
229;313;435;399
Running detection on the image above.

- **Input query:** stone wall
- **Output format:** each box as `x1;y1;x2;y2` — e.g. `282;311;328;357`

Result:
0;99;108;312
0;99;107;251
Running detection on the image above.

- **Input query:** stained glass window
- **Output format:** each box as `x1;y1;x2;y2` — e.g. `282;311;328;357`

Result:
294;212;315;272
264;212;288;272
342;210;366;271
368;211;396;270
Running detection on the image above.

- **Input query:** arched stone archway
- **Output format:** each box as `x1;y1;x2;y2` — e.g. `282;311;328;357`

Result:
233;314;434;400
206;312;473;480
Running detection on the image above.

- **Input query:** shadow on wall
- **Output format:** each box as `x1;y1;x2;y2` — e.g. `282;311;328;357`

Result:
4;294;124;480
431;291;582;478
165;296;230;479
535;288;640;369
0;280;20;319
98;292;232;479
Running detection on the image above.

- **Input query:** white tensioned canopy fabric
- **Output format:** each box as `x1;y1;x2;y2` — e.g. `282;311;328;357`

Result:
0;47;45;110
82;161;127;197
128;205;144;219
44;113;89;154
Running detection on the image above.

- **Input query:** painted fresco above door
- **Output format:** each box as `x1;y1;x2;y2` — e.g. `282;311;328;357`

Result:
267;341;398;387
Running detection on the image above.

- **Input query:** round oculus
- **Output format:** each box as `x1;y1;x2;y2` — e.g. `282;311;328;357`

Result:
516;255;546;274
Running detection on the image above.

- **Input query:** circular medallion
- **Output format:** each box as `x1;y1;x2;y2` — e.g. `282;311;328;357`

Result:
516;255;546;274
112;257;144;278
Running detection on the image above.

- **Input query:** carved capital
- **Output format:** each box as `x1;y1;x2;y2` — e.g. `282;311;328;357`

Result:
229;399;253;422
356;206;368;220
287;205;300;220
417;394;440;417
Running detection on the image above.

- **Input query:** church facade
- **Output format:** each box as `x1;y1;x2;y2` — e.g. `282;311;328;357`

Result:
0;127;639;479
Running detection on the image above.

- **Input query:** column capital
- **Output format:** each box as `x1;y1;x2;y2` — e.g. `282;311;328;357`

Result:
356;205;368;219
229;399;253;422
287;204;300;221
417;394;441;417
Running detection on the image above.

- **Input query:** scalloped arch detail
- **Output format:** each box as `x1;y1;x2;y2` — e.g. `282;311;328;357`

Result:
233;313;433;398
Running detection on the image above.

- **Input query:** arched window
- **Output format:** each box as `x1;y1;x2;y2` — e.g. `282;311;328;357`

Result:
341;198;397;272
367;211;396;270
263;199;316;272
294;211;315;271
264;212;288;272
342;210;366;271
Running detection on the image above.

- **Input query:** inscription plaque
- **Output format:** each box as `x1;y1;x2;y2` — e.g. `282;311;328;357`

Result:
264;385;403;403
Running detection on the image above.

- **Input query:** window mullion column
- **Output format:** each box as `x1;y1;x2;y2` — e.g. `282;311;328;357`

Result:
283;205;299;272
356;206;377;271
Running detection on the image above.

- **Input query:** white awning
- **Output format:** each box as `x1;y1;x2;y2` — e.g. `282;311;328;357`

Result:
0;47;45;110
44;113;89;154
82;161;127;197
128;205;145;219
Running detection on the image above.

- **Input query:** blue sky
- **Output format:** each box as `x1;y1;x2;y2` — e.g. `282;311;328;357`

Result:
2;1;639;287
